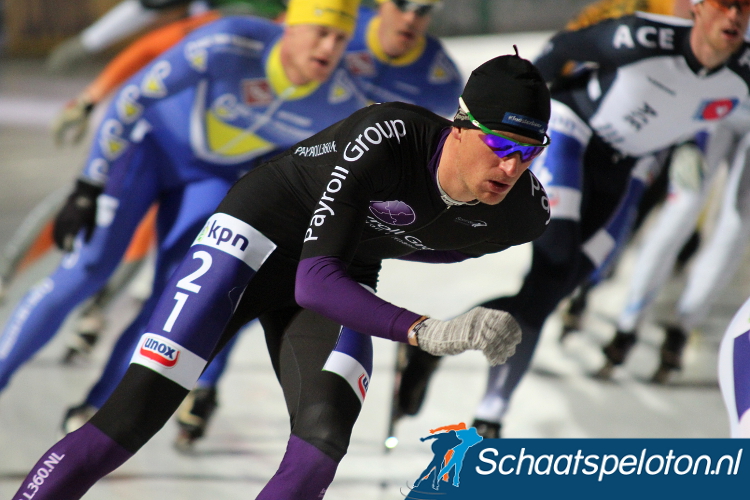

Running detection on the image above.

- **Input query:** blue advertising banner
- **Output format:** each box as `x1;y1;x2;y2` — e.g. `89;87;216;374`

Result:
404;427;747;499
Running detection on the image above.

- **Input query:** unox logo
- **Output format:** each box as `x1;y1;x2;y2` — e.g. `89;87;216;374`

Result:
322;328;372;404
369;200;416;226
358;373;369;399
694;98;739;121
548;193;560;208
140;336;180;367
131;334;208;390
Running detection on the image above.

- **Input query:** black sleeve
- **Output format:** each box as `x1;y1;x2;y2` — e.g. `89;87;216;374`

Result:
534;20;616;82
534;15;687;83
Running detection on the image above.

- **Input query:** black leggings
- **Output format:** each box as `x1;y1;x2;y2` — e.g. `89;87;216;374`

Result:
261;307;363;461
93;306;363;462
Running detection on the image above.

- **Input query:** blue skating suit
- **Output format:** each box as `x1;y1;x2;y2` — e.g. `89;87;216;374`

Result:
344;7;462;118
192;7;464;397
0;16;366;402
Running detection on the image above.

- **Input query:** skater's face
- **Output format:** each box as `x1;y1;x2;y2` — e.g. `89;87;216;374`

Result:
692;0;750;66
378;1;433;58
281;24;351;85
441;127;542;206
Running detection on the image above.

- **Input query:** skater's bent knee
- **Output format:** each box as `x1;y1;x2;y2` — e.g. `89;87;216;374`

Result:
293;402;357;462
90;365;188;452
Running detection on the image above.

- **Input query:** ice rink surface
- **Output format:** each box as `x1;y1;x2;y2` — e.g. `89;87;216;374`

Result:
1;31;749;499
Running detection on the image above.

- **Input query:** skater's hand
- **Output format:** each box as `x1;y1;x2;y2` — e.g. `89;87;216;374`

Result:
411;307;521;366
52;94;94;147
53;179;103;252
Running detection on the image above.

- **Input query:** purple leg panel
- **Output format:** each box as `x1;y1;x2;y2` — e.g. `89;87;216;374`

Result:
256;435;339;500
13;422;131;500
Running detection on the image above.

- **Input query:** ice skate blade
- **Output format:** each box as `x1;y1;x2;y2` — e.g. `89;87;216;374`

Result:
384;435;399;452
173;431;197;454
559;324;578;342
61;348;85;365
651;365;677;385
593;362;615;380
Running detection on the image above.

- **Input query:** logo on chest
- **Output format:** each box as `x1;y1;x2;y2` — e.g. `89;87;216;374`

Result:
241;78;274;106
694;98;739;121
369;200;416;226
455;217;487;228
429;52;457;84
345;52;376;77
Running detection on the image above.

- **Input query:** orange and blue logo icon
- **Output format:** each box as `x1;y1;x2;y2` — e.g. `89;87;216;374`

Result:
406;422;484;498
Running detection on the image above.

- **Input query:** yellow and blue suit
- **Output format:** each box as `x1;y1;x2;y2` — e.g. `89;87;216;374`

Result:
0;16;366;400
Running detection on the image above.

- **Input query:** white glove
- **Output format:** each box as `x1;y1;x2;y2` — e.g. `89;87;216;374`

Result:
669;142;706;192
52;95;94;147
414;307;522;366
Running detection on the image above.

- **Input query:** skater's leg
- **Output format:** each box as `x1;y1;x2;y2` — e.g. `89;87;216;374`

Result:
63;204;158;363
474;100;634;426
256;308;370;499
678;131;750;331
562;154;662;339
0;187;68;297
651;131;750;383
719;295;750;437
614;133;731;337
74;177;233;413
0;154;156;393
173;330;243;448
474;221;592;427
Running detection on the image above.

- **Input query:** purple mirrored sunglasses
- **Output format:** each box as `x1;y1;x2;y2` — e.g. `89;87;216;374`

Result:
460;97;549;162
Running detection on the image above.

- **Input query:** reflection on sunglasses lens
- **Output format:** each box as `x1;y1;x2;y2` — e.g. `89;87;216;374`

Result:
393;0;433;15
711;0;750;9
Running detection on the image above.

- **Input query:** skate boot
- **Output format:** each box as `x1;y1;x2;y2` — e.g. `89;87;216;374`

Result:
596;330;637;379
385;344;409;451
651;325;688;384
560;284;591;341
385;345;442;451
174;387;218;452
673;231;700;275
46;37;89;74
471;419;501;439
61;305;105;364
61;403;98;435
398;346;442;416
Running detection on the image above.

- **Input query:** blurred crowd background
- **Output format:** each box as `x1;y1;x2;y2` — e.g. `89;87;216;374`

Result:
0;0;594;58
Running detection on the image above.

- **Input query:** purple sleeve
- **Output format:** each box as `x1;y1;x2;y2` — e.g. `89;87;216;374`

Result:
396;250;474;264
12;423;132;500
295;256;421;343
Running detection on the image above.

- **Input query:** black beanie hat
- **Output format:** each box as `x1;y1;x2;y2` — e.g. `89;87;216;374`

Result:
453;48;550;142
